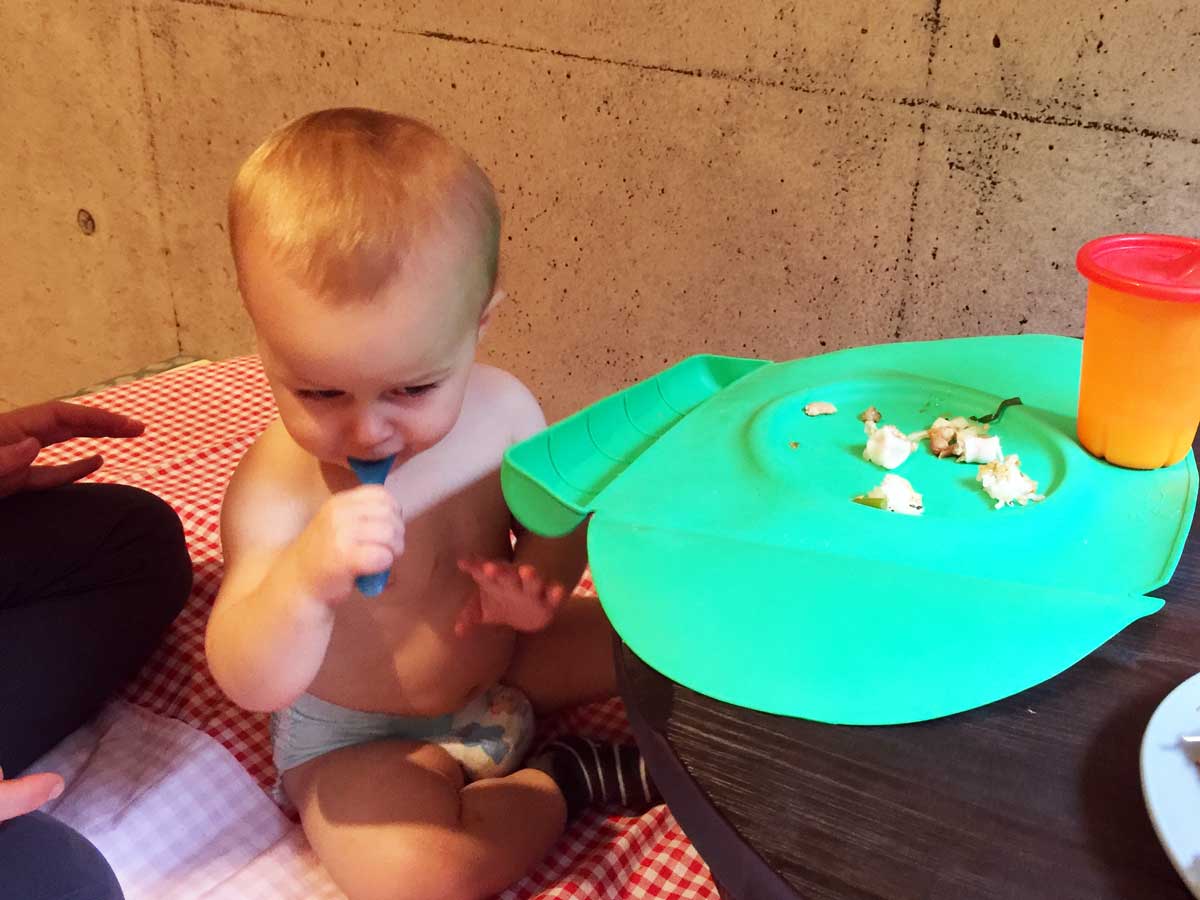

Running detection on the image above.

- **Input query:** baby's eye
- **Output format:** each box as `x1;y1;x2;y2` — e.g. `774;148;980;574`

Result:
391;383;439;399
296;388;345;401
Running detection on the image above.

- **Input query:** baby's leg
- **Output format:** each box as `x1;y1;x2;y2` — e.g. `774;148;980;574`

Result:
284;738;565;900
504;593;616;715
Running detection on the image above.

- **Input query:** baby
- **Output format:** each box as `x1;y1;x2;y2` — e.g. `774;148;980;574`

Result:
205;108;659;900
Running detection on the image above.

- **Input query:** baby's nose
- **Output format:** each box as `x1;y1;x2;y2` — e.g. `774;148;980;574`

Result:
353;410;394;446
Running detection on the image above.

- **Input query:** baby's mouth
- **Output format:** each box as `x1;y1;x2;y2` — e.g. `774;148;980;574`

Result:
347;454;399;485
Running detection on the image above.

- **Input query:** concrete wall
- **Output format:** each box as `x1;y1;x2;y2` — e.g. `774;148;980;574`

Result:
4;1;1198;418
1;2;179;409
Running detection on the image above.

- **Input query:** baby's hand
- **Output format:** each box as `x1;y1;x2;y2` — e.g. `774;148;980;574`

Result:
454;558;565;637
296;485;404;605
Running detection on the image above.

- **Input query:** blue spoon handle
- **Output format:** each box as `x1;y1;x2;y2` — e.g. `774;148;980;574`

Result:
355;571;389;597
346;455;399;598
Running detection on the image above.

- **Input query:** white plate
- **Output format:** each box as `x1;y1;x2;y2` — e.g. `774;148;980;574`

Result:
1141;672;1200;898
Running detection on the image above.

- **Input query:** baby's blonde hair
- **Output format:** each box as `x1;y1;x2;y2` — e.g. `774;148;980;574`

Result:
229;108;500;302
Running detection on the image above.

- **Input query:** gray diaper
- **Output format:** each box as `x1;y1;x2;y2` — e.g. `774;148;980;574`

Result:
270;684;535;785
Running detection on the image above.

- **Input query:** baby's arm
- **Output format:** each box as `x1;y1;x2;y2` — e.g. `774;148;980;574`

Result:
510;520;588;595
205;435;403;711
505;385;587;590
455;376;587;634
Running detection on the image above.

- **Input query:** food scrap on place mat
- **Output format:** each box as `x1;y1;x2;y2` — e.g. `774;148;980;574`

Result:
977;455;1045;509
804;401;838;417
863;420;918;470
854;473;924;516
922;416;1004;464
842;394;1043;515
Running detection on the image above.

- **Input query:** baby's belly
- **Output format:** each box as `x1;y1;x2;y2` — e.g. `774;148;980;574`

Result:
306;593;517;717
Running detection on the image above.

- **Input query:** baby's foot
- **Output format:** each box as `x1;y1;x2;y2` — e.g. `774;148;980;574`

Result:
530;735;663;819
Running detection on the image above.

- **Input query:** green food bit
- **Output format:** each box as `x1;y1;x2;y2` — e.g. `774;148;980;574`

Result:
853;496;889;510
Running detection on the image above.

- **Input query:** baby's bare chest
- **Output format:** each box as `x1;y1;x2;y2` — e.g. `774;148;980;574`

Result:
385;467;512;604
327;427;516;616
310;451;517;712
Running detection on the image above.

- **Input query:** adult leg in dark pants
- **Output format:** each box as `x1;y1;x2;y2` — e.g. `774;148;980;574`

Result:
0;812;125;900
0;483;193;900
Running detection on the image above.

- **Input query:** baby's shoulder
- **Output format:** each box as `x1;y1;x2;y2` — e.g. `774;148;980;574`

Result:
232;418;312;481
464;364;546;441
221;419;319;540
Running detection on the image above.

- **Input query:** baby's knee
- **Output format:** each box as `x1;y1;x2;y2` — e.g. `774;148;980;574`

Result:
408;741;466;792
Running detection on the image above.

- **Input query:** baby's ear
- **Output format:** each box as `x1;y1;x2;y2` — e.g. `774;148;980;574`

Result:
478;288;506;335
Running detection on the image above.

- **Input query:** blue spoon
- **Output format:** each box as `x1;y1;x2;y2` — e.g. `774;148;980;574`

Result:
347;454;398;597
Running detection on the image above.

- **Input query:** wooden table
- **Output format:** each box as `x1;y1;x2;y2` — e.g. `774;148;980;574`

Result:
616;438;1200;900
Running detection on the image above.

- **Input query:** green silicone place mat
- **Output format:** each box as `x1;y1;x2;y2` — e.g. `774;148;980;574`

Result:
503;335;1198;724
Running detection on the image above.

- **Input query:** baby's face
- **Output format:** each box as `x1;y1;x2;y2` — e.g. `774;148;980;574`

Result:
241;233;494;468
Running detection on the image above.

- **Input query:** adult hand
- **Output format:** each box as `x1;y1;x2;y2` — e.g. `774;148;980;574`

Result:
0;401;143;498
0;766;64;822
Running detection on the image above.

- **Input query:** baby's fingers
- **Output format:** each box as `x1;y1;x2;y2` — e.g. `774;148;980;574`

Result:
516;565;544;600
347;542;395;576
343;484;401;518
454;594;483;638
458;557;517;591
353;514;405;556
481;561;522;594
457;556;484;578
339;521;401;573
545;582;567;610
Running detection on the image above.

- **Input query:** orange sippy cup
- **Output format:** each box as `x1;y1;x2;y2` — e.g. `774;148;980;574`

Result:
1075;234;1200;469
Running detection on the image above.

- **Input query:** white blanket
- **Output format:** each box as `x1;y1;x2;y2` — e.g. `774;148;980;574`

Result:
31;702;341;899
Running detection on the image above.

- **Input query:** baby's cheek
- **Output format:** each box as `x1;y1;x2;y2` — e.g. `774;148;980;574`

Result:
416;406;462;448
277;407;321;453
293;420;341;461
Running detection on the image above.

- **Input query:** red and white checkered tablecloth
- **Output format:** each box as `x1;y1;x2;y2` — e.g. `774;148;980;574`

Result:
36;358;717;899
